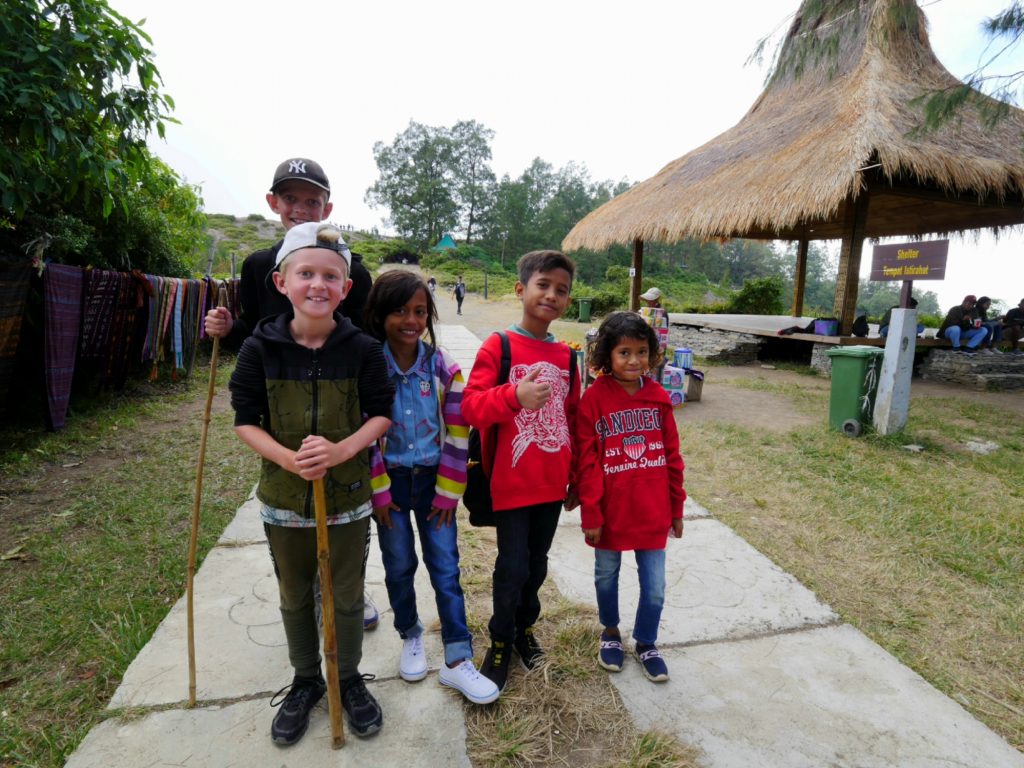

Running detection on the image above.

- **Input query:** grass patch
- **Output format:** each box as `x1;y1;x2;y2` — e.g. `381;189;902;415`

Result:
681;391;1024;750
0;357;258;767
457;526;701;768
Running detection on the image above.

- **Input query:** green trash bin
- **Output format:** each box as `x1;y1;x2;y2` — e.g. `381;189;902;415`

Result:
825;346;884;436
577;297;592;323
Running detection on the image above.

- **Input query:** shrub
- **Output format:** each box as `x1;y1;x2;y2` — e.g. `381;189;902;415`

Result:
727;276;784;314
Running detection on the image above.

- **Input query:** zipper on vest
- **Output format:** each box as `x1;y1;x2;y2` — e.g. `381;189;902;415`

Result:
305;348;321;518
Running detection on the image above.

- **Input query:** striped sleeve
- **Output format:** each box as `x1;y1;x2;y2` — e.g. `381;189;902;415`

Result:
432;347;468;510
369;438;392;509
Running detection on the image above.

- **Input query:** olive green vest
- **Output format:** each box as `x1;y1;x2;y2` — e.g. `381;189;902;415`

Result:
257;378;372;517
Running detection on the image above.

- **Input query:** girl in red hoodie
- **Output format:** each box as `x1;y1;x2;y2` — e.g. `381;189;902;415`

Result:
575;312;685;682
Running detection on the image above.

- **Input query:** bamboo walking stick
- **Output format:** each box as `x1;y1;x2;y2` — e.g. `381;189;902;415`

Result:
313;477;346;748
186;289;225;707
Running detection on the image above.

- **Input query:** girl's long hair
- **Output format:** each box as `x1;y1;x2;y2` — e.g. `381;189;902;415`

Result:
364;270;438;351
587;311;663;373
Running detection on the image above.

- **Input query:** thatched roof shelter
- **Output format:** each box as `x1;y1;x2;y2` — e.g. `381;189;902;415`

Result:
563;0;1024;330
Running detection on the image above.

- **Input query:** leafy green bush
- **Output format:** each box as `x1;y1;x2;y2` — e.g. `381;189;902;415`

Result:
727;276;784;314
352;238;419;271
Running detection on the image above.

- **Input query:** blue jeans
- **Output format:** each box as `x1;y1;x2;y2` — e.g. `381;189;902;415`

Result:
489;500;562;642
376;466;472;665
982;322;1003;346
594;548;666;646
944;325;989;349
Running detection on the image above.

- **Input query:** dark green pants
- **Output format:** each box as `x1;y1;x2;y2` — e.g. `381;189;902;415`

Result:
265;518;368;681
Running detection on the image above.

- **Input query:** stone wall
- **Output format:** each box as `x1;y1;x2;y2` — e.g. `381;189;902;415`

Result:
919;349;1024;390
810;344;834;375
666;325;762;365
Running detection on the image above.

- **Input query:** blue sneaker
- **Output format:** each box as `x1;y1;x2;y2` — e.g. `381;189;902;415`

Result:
598;631;625;672
635;643;669;682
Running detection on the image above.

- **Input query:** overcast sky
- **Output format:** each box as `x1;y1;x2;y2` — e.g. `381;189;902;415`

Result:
116;0;1024;310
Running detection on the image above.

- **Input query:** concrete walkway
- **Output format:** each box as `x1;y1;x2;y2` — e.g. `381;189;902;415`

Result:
66;325;1023;768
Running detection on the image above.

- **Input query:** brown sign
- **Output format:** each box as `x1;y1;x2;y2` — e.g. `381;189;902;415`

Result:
870;239;948;281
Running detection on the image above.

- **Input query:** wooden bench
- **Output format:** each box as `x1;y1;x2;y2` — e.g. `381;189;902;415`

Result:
782;332;951;348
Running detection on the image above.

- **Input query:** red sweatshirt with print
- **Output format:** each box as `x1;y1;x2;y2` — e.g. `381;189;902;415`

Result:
462;332;580;512
576;374;685;551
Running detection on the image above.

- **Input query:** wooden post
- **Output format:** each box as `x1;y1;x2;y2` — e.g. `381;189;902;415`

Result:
630;238;644;312
792;237;809;317
833;192;870;335
314;479;346;749
899;279;914;308
187;289;226;707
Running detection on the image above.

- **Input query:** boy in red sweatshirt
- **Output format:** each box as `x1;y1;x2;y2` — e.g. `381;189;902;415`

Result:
461;250;581;693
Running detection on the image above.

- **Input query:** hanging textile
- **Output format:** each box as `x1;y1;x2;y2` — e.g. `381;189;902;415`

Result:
0;258;33;404
199;276;216;341
78;269;122;361
172;278;184;372
103;271;136;388
43;264;84;430
185;278;207;376
155;277;178;371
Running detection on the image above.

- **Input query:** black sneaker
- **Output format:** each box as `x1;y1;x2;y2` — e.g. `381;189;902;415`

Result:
340;673;383;737
480;640;510;692
269;674;326;746
514;627;544;671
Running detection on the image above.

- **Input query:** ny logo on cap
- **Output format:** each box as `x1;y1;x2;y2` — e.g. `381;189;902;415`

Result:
288;160;307;174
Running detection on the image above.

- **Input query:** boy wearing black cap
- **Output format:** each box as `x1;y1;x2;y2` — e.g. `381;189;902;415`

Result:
229;222;394;743
205;157;373;345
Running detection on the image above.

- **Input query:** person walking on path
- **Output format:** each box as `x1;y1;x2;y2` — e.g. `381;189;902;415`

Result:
451;276;467;315
363;271;499;705
938;294;988;353
228;222;394;744
204;157;381;630
572;312;685;683
461;250;581;695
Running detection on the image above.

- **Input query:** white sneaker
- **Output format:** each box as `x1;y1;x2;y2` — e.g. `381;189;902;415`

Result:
439;659;500;704
399;635;428;682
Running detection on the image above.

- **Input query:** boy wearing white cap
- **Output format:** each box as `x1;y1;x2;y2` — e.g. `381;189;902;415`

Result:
229;222;395;744
206;158;382;632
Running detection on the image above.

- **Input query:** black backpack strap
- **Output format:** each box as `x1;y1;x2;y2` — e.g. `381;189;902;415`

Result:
568;345;577;391
496;331;511;385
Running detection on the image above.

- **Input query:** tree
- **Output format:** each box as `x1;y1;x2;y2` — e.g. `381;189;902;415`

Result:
366;121;460;248
921;3;1024;130
0;1;205;276
480;158;556;259
366;120;501;248
0;0;174;221
449;120;495;244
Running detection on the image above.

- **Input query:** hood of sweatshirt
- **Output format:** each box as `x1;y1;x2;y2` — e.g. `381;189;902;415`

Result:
252;310;361;352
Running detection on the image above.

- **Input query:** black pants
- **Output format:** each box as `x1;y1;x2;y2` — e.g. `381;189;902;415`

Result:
488;500;562;643
456;295;464;313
